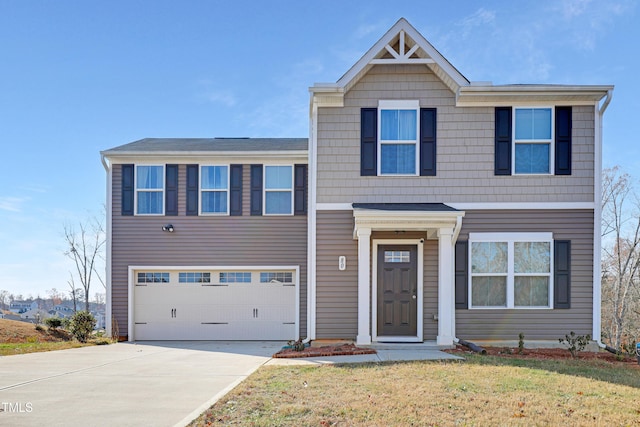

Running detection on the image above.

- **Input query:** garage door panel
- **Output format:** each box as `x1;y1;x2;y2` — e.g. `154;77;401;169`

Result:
133;269;297;341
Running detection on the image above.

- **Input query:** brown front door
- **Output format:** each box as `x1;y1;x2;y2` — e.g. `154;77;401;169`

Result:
377;245;418;337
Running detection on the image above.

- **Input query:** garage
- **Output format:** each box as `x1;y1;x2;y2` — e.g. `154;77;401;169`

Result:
129;267;298;341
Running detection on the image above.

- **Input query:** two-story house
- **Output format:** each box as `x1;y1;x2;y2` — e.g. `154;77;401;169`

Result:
102;19;612;346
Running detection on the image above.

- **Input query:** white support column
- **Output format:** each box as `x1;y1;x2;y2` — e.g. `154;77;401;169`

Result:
437;227;455;346
356;227;372;345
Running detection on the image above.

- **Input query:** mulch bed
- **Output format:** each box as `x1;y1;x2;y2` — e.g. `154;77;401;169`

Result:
446;345;640;368
273;343;377;358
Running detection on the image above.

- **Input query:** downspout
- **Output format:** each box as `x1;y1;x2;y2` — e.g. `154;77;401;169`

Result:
306;95;319;342
593;88;613;349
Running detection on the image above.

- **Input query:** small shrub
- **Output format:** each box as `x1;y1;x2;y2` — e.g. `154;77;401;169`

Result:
69;311;96;343
559;331;591;358
61;317;71;330
287;338;306;352
622;339;637;356
34;325;44;332
45;317;63;330
518;333;525;355
26;336;39;343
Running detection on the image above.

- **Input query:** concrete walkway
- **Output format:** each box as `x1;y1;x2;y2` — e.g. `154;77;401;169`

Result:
0;342;459;427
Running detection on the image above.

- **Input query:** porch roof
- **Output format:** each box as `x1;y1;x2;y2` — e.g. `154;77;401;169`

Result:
352;203;459;212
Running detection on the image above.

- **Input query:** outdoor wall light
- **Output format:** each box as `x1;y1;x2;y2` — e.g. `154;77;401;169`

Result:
162;224;174;233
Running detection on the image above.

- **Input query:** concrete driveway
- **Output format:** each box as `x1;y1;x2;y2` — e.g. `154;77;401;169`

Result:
0;341;283;427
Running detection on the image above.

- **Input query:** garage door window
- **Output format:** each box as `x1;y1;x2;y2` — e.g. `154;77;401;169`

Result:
220;272;251;283
137;272;170;283
179;272;211;283
260;272;293;283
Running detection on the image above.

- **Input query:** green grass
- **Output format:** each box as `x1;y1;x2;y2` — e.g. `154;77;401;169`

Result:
189;355;640;426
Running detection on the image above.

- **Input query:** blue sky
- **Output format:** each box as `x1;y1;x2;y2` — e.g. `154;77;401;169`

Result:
0;0;637;299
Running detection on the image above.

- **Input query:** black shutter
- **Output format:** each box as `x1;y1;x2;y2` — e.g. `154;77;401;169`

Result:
554;240;571;309
419;108;437;176
495;107;512;175
121;164;134;216
294;164;307;215
250;164;263;216
230;164;243;216
555;106;572;175
361;108;377;176
186;164;198;216
455;240;468;309
165;164;178;216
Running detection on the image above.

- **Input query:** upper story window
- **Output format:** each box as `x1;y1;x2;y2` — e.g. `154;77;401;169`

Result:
469;233;552;309
200;165;229;214
514;107;553;174
264;165;293;215
136;165;164;215
378;100;419;175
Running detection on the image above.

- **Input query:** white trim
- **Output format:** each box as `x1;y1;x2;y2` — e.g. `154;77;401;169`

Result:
468;233;554;310
512;107;554;175
104;158;113;338
127;265;300;342
263;165;294;216
308;102;318;340
317;203;353;211
134;164;165;216
593;102;604;343
437;227;455;345
316;202;595;211
372;239;424;343
377;100;420;176
448;202;595;210
103;152;308;164
356;228;372;345
199;164;230;216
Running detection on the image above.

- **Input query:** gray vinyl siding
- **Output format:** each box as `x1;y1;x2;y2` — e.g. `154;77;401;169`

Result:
316;212;439;340
111;164;307;338
316;64;595;204
316;211;358;338
316;209;593;342
456;209;594;340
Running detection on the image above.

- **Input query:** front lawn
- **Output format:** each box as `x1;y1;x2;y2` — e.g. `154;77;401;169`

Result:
190;354;640;426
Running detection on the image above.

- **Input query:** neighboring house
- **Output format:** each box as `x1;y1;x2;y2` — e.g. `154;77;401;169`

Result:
101;19;612;346
20;308;51;322
52;303;75;318
9;300;38;314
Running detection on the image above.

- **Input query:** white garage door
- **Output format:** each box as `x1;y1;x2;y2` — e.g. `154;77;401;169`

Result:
132;269;297;341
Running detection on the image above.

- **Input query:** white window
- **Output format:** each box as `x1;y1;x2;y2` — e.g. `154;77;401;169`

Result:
378;100;419;175
136;165;164;215
514;107;553;174
200;165;229;214
469;233;553;309
178;272;211;283
137;272;170;283
220;272;252;283
260;272;293;283
264;165;293;215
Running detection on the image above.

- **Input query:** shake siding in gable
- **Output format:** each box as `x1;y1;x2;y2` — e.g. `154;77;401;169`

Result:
111;164;307;338
456;209;594;340
316;64;595;204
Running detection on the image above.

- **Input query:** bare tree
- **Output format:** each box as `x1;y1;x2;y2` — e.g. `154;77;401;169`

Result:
68;274;79;313
0;290;9;310
64;216;105;313
601;167;640;349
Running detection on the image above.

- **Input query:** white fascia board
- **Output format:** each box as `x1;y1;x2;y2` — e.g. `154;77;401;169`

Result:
456;85;614;107
318;202;594;211
448;202;595;210
327;18;468;95
103;151;308;164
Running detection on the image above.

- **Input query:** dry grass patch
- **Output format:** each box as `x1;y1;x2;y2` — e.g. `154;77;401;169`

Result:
190;356;640;426
0;318;111;356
